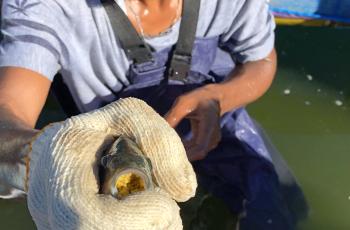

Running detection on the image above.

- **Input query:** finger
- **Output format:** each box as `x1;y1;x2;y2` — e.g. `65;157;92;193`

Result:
194;113;217;151
188;128;221;162
164;97;195;128
183;117;200;157
183;136;196;149
186;145;208;161
186;126;213;162
208;125;222;151
187;116;199;144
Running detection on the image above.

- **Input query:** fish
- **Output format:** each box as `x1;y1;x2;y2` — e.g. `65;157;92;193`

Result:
100;136;154;199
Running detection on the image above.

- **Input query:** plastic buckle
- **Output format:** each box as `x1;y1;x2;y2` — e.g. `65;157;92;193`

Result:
168;54;191;82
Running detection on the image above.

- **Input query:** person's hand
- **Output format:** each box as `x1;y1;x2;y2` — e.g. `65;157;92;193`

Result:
165;85;222;161
26;98;197;230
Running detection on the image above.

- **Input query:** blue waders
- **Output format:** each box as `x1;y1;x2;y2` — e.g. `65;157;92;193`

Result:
52;0;308;229
117;39;304;230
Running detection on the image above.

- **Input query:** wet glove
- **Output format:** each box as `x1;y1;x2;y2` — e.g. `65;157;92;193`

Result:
27;98;197;230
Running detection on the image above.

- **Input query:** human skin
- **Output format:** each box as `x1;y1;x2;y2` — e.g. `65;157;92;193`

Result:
0;0;276;191
165;50;277;161
0;67;49;193
125;0;183;36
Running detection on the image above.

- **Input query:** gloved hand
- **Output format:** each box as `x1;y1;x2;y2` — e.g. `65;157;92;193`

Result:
27;98;197;230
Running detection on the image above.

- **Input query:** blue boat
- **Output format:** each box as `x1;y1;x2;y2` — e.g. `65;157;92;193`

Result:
269;0;350;25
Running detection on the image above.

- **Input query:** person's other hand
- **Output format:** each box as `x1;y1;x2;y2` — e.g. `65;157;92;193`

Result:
165;85;222;161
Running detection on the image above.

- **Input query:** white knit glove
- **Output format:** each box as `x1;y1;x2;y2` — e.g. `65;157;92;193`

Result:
27;98;197;230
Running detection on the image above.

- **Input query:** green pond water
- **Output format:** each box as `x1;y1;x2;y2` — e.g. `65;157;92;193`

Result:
0;26;349;230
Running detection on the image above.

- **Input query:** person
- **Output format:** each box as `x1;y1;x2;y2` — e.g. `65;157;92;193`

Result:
0;0;307;229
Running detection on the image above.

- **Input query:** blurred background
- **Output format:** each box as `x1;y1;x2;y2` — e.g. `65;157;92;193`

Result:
0;0;350;229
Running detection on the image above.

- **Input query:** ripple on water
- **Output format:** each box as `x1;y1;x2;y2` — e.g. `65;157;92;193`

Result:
306;74;313;81
283;89;291;95
334;100;343;107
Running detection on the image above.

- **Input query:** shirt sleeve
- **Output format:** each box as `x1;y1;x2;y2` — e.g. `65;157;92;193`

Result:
220;0;276;64
0;0;64;80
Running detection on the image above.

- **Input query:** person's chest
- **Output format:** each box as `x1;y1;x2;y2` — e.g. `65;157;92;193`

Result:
65;0;235;57
54;0;238;112
58;0;237;86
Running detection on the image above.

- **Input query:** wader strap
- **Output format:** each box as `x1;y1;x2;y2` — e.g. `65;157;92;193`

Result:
168;0;201;82
101;0;154;64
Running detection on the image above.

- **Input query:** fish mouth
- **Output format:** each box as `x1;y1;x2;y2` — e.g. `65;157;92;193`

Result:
99;136;154;199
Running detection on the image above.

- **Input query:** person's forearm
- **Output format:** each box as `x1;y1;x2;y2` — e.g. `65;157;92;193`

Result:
206;49;277;114
0;104;38;195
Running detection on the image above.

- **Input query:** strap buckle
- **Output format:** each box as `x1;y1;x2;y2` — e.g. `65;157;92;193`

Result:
126;45;154;64
168;54;192;82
